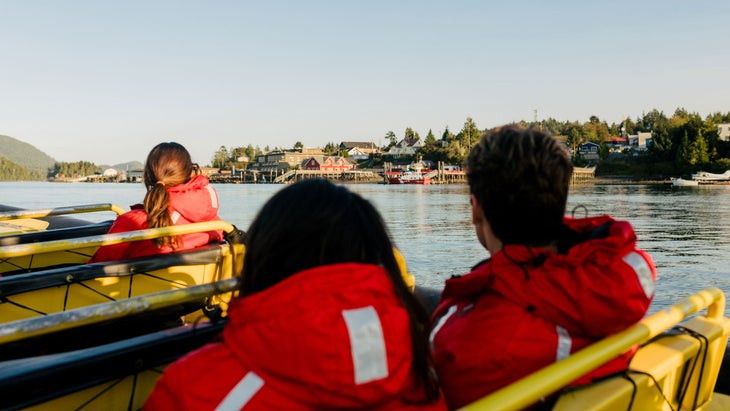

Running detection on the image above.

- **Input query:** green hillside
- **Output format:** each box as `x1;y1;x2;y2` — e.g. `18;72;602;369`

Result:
0;156;45;181
0;134;56;174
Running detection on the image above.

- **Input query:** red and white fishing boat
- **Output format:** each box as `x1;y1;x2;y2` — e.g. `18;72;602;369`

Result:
387;170;431;185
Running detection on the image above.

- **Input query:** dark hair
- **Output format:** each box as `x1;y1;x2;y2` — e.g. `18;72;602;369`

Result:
142;142;194;247
242;179;439;401
466;125;573;246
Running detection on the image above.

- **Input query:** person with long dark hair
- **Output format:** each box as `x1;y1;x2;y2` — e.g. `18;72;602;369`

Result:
89;142;223;262
145;179;445;410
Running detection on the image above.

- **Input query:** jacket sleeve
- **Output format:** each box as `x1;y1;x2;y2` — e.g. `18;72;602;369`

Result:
493;225;656;338
87;211;146;263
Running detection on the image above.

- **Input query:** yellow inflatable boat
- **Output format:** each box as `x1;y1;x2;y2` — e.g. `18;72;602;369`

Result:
0;286;726;410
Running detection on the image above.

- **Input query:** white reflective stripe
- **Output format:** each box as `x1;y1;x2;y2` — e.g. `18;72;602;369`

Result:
555;325;572;361
207;186;219;208
429;305;458;351
342;306;388;384
170;211;181;223
623;251;655;298
215;371;264;411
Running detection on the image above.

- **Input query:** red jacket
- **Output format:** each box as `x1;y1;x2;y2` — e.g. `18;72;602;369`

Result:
145;263;446;411
429;215;656;410
89;175;223;263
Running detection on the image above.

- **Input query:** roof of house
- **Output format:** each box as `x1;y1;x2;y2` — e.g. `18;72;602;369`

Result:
340;142;375;149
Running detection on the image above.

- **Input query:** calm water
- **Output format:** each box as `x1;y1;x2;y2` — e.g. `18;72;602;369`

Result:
2;181;730;316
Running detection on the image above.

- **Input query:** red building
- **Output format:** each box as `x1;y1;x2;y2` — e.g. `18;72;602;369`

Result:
303;156;356;172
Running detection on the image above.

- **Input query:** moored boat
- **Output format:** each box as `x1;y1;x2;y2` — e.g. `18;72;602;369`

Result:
691;170;730;182
672;177;700;187
388;170;432;185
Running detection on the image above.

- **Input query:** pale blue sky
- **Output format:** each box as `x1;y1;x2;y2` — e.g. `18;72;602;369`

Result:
1;1;728;165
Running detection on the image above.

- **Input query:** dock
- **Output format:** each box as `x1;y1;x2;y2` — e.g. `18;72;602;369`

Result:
571;166;596;184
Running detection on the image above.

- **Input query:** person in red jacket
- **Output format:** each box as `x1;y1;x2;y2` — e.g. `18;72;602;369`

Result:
429;125;657;410
144;179;446;411
89;142;223;263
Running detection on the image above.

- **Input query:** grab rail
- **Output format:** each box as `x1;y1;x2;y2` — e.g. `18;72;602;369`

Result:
0;220;235;259
459;287;727;411
0;277;240;344
0;203;126;221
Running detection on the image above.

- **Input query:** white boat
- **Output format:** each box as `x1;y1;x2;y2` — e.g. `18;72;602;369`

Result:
671;177;699;187
691;170;730;182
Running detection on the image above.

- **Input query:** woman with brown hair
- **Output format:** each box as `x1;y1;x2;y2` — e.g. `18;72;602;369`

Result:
89;142;223;263
144;179;445;410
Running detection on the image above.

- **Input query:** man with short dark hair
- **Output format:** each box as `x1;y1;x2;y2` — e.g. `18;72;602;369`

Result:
429;125;656;410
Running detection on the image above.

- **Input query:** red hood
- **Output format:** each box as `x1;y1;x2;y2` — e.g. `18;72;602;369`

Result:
223;263;423;408
439;214;655;337
167;174;219;222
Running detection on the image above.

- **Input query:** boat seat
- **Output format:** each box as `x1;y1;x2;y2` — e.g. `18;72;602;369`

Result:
0;242;242;360
0;220;114;274
0;321;226;410
0;220;114;246
553;314;730;410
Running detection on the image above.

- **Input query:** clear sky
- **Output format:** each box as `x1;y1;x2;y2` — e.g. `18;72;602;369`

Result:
1;1;728;166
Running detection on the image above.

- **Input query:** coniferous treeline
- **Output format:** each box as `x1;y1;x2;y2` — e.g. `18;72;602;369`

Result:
3;107;730;182
50;161;101;179
211;108;730;174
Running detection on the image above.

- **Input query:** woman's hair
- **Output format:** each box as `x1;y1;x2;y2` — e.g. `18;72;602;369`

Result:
242;179;439;401
466;125;573;246
142;142;194;247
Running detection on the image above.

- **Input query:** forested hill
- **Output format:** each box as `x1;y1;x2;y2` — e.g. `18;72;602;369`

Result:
0;134;56;177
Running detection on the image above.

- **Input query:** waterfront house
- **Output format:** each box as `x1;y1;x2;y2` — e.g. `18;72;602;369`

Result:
628;132;652;150
343;147;370;161
386;138;423;158
127;169;144;183
578;142;600;160
339;141;378;156
250;148;324;174
302;156;356;172
198;167;219;177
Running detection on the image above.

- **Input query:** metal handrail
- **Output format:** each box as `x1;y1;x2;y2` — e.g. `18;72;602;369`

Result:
0;277;240;344
460;287;727;411
0;203;126;221
0;220;235;259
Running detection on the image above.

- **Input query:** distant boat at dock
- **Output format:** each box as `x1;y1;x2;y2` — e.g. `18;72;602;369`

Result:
671;177;699;187
691;170;730;182
387;170;432;185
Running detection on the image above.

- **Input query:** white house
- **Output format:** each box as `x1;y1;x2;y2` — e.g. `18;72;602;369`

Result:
102;168;118;177
718;123;730;142
345;147;369;161
386;138;423;157
628;132;652;150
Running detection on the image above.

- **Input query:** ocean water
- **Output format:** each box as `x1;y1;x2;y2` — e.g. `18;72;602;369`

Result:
2;181;729;316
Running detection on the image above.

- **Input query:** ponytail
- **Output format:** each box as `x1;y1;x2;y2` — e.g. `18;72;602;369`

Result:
144;183;180;248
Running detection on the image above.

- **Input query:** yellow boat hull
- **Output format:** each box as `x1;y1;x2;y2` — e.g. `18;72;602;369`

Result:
0;243;242;324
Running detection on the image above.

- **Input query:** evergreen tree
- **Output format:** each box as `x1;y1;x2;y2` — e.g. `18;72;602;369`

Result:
425;129;436;145
211;146;230;168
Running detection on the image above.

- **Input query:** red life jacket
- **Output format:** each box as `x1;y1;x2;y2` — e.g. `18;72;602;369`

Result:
89;174;223;263
430;215;656;410
145;263;447;411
